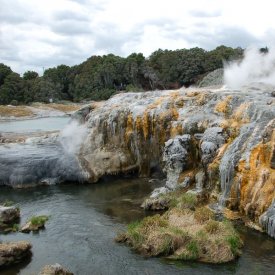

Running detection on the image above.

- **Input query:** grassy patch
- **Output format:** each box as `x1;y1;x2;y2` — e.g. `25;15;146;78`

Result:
1;200;15;207
0;105;33;117
179;193;198;209
118;207;243;263
194;207;214;223
29;215;49;227
204;220;220;234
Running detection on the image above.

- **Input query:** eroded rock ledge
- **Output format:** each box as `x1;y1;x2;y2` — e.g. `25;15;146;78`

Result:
78;86;275;237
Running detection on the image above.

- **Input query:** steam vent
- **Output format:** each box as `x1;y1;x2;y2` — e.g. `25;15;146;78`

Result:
77;85;275;238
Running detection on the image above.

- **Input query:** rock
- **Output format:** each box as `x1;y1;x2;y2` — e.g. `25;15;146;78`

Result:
21;216;49;233
70;105;92;123
0;205;20;224
39;263;73;275
0;241;32;268
141;196;170;210
270;147;275;169
259;201;275;238
271;91;275;97
198;68;224;87
200;127;226;166
163;135;195;190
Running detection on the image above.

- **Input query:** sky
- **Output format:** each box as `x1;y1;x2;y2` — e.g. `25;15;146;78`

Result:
1;0;275;75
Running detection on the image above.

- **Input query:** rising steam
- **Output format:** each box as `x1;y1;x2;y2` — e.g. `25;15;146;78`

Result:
224;47;275;89
59;120;88;155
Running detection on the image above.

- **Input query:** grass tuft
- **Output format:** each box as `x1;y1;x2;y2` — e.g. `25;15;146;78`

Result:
29;215;49;226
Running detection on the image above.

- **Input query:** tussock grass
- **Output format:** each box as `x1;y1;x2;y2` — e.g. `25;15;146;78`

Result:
117;198;243;263
194;207;214;223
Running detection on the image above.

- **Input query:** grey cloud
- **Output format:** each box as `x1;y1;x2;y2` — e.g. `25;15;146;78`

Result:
189;9;221;18
185;26;259;49
51;21;93;36
53;11;90;22
92;24;143;55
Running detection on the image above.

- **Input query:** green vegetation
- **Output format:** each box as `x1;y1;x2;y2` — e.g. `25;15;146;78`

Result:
1;200;15;207
0;46;243;104
117;193;243;263
29;215;49;227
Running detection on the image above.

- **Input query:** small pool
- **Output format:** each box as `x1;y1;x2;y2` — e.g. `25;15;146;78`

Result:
0;117;70;133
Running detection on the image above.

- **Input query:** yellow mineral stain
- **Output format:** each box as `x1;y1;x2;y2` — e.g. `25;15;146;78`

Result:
214;95;232;114
125;114;134;142
236;132;275;220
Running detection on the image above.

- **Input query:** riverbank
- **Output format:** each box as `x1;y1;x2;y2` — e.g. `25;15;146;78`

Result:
0;102;82;121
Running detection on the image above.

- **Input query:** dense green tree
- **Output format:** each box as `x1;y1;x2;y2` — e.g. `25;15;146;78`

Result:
0;72;26;104
23;71;39;81
0;45;246;104
0;63;12;86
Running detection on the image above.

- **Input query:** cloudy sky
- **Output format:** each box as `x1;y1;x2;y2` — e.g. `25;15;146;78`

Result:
1;0;274;74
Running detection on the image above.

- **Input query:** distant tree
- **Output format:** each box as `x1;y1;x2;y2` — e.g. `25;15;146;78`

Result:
259;47;269;54
23;70;39;80
30;78;62;103
0;63;12;86
0;72;26;104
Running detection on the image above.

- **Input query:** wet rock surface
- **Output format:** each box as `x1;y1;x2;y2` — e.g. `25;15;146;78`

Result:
0;241;32;268
39;263;73;275
0;205;20;224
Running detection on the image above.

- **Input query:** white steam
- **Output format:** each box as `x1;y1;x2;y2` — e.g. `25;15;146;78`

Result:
59;120;88;155
224;47;275;89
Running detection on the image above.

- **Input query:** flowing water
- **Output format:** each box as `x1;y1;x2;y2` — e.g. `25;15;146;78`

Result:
0;178;274;275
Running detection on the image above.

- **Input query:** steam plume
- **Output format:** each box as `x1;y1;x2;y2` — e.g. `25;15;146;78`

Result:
224;47;275;89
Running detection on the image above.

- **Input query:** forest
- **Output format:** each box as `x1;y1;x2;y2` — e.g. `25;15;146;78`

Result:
0;45;243;104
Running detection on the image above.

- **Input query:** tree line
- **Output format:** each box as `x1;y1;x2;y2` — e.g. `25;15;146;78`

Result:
0;45;243;105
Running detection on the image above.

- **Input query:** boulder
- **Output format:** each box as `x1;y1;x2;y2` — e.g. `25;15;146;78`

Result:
0;205;20;224
0;241;32;268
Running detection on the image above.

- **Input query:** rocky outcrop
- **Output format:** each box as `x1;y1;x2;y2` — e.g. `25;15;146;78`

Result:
0;205;20;224
0;241;32;268
77;86;274;237
39;263;73;275
198;68;224;87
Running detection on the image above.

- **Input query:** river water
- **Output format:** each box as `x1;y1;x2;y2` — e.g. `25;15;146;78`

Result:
0;178;274;275
0;116;70;133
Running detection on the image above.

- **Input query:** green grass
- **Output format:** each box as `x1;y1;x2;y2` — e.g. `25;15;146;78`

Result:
179;193;198;209
2;200;15;207
29;215;49;226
